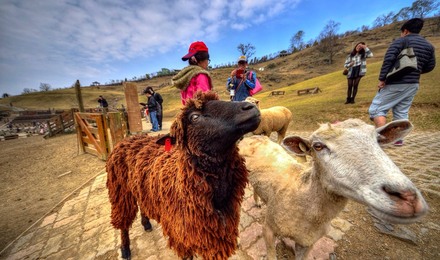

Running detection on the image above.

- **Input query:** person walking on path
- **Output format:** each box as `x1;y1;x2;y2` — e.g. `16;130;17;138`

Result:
144;87;163;130
172;41;213;105
368;18;435;146
344;42;373;104
226;55;257;101
144;91;160;132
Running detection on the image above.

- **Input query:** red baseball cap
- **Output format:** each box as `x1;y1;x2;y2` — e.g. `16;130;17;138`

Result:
182;41;209;61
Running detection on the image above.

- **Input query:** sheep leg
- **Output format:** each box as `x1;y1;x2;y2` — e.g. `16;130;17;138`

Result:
141;214;153;231
263;224;277;259
281;237;296;254
264;131;271;138
120;229;131;259
253;191;262;207
294;243;310;260
277;125;289;144
276;132;284;144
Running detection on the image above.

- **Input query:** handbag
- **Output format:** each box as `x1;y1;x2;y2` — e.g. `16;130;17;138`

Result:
248;71;263;95
343;55;352;76
386;38;418;79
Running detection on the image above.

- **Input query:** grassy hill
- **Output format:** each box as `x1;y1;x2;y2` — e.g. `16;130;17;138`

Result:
1;19;439;131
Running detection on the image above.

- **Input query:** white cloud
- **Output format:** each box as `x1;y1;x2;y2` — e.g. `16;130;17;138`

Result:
0;0;302;93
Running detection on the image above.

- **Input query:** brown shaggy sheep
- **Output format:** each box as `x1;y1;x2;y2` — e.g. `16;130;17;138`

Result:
106;91;261;259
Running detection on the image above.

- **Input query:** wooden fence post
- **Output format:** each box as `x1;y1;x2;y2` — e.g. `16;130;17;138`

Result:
74;80;84;112
123;82;142;134
58;114;65;133
46;120;53;137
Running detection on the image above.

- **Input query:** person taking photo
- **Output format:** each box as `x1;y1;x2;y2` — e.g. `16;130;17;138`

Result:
226;55;257;101
343;42;373;104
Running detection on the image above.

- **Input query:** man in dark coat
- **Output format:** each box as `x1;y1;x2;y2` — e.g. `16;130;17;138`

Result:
369;18;435;145
98;95;109;112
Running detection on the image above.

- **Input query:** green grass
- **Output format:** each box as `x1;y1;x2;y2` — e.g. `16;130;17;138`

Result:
251;56;440;131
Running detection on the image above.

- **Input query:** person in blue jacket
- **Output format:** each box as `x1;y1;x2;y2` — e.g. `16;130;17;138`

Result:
226;55;257;101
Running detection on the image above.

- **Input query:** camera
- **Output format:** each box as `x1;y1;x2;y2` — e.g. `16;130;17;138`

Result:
236;69;244;78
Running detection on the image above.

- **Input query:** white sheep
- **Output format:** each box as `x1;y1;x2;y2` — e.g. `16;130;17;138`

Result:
238;118;428;260
245;96;292;144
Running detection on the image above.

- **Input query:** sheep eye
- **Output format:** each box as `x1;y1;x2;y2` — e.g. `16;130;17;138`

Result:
190;113;200;122
312;142;326;151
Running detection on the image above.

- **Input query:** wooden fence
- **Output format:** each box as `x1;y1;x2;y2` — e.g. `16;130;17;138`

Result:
5;109;75;138
74;111;128;160
44;111;75;138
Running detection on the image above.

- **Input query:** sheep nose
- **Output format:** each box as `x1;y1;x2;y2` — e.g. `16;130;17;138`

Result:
383;186;426;216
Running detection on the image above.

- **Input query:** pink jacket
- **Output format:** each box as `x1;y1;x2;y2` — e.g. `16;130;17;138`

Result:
180;74;212;105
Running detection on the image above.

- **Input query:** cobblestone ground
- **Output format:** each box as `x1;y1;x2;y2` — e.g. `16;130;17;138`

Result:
1;130;439;260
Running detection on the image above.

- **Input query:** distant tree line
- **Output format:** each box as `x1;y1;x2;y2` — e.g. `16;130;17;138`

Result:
288;0;439;64
211;0;439;68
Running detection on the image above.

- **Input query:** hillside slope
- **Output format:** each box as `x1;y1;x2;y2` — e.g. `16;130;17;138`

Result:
1;19;439;130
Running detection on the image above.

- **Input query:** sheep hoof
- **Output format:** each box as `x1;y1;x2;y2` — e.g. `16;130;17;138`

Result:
121;246;131;259
144;227;153;232
141;216;153;231
143;222;153;232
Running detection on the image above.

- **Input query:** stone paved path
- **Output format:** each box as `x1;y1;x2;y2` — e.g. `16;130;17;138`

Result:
1;130;439;260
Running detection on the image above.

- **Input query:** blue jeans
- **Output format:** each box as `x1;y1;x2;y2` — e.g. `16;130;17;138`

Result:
368;83;419;121
149;111;159;131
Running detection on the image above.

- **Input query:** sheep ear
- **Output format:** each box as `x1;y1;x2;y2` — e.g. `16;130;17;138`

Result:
376;119;413;145
282;136;311;156
156;134;176;145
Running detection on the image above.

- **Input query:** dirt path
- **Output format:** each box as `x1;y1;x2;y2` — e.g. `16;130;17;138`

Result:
0;134;106;250
0;128;439;259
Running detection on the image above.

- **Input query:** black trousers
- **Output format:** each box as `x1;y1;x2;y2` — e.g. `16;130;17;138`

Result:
347;77;362;101
157;106;163;128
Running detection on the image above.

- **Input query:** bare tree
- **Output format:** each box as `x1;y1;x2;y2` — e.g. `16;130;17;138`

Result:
396;0;439;20
395;7;413;21
22;88;38;94
237;43;255;60
410;0;440;18
290;30;305;52
39;83;51;92
316;20;341;64
372;12;396;28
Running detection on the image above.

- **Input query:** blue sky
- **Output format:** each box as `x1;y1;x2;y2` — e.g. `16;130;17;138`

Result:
0;0;417;96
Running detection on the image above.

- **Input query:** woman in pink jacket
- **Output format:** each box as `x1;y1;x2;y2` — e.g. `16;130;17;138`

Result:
172;41;213;105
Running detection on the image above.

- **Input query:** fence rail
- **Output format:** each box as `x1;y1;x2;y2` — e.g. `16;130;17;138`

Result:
74;111;128;160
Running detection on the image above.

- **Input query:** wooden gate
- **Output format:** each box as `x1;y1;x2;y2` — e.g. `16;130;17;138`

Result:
74;111;128;160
